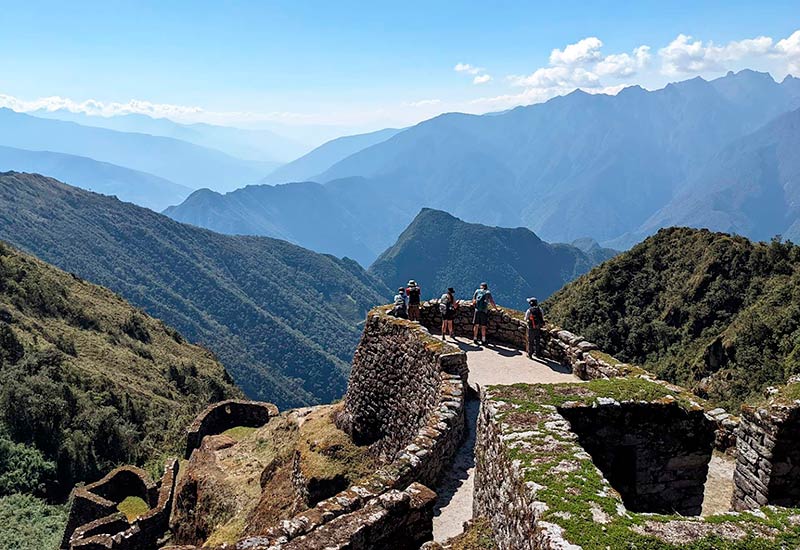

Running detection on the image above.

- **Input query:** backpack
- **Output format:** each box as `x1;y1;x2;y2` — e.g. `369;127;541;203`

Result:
475;289;489;311
528;306;544;328
439;293;453;316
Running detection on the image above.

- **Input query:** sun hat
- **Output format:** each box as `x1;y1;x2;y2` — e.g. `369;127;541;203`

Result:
448;287;455;293
408;280;417;287
528;297;538;305
480;282;488;288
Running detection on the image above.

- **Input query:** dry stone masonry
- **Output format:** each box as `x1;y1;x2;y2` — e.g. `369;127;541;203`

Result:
61;301;800;549
61;460;179;550
733;376;800;510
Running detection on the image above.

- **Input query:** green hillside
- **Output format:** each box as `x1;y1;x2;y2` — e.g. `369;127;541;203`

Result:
0;172;389;409
546;227;800;410
0;240;240;499
369;209;616;307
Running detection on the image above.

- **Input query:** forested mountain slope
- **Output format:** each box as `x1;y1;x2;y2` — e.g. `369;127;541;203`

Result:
546;227;800;410
0;172;389;409
0;241;240;499
369;209;616;306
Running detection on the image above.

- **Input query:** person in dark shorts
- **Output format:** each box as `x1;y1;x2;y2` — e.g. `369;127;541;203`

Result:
472;282;496;345
406;280;421;322
439;287;457;340
524;297;545;358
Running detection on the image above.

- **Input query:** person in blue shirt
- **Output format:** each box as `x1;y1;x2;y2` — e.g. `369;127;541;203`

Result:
472;282;496;345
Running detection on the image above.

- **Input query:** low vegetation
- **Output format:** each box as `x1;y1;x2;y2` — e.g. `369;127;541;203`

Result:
546;227;800;410
0;494;66;550
0;241;240;502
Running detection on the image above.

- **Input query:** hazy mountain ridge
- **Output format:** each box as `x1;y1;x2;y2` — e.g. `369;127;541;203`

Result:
316;71;800;243
164;71;800;263
621;107;800;246
0;172;390;409
262;127;402;184
545;227;800;410
0;145;192;211
30;109;305;162
368;208;617;307
0;108;276;192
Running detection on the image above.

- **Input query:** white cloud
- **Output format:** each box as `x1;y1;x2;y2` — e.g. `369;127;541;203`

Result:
549;37;604;66
404;99;442;107
659;34;774;75
775;30;800;72
455;62;492;85
595;46;651;77
0;94;203;119
454;62;483;75
497;37;648;109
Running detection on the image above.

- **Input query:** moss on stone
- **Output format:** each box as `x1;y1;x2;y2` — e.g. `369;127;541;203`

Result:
484;381;800;549
447;517;497;549
221;426;259;441
117;496;149;522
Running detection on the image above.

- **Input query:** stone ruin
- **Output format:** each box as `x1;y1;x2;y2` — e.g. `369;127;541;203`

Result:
184;399;279;458
60;301;800;549
60;461;178;550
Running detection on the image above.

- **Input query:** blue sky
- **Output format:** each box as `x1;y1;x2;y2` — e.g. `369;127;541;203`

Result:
1;1;799;132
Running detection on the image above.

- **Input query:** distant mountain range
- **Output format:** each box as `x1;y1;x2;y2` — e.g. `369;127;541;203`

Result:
32;109;307;162
621;106;800;246
546;227;800;411
0;108;278;193
0;145;192;211
261;127;401;184
369;208;616;306
0;172;389;408
165;70;800;263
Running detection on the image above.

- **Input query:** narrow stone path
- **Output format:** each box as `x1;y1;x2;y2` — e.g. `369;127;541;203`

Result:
432;337;579;542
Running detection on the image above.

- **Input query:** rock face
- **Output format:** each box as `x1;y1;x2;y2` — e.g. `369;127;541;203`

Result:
733;378;800;510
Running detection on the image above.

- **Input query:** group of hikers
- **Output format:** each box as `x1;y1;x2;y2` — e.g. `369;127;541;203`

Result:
389;280;545;359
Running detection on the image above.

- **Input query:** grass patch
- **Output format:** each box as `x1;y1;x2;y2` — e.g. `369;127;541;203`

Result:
117;496;150;521
221;426;258;441
448;517;497;549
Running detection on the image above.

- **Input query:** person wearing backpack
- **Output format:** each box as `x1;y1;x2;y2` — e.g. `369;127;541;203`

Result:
406;280;422;322
472;282;497;345
439;287;457;340
524;297;545;358
390;287;407;319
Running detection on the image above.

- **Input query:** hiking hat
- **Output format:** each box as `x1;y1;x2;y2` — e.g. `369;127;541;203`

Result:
398;287;405;293
448;287;455;293
408;280;417;287
528;297;538;306
480;282;488;288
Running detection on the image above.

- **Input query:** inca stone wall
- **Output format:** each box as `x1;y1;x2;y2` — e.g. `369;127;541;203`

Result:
191;307;468;549
185;399;279;458
62;459;179;550
733;378;800;511
473;382;798;549
559;402;715;515
338;310;468;462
